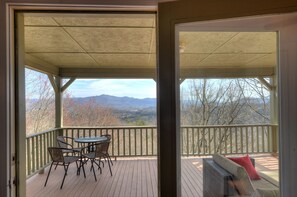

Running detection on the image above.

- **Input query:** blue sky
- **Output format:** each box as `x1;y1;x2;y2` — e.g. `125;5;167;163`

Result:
66;79;157;98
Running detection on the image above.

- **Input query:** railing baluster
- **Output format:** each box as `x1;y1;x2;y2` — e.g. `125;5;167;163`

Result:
27;138;31;176
213;128;217;154
249;127;254;153
229;127;233;154
42;134;45;167
192;128;194;155
140;128;143;156
129;128;131;156
146;128;148;156
235;127;238;154
267;127;272;152
151;128;154;155
239;127;242;153
32;137;36;173
245;127;249;153
187;128;189;156
46;132;49;163
123;129;126;156
224;128;227;154
262;126;265;152
117;129;120;156
197;128;200;155
181;128;184;155
203;128;206;155
218;127;222;154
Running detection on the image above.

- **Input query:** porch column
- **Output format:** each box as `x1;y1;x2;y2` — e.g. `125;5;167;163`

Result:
48;74;63;137
55;76;63;136
270;76;278;154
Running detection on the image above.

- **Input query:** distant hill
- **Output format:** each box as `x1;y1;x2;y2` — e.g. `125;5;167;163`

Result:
72;94;156;110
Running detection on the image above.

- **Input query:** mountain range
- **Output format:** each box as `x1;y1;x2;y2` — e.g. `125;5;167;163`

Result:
72;94;156;110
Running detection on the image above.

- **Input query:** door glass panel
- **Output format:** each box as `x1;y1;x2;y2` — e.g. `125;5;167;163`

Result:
176;16;280;196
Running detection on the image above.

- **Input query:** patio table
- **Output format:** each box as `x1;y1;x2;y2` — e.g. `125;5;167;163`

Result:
75;136;108;152
74;136;109;174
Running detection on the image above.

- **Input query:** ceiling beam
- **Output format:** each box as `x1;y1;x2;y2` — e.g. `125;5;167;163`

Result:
180;67;275;78
25;53;59;75
59;67;274;78
59;67;156;78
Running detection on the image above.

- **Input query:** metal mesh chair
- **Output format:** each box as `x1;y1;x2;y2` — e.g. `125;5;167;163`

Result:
44;147;86;189
57;136;84;154
100;134;114;164
83;141;113;181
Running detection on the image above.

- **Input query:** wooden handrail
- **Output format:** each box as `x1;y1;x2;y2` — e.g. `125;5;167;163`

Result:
26;124;277;178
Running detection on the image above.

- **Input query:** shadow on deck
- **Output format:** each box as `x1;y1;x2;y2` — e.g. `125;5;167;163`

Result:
26;154;278;197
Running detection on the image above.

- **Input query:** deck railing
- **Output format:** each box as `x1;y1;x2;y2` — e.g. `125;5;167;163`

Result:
26;128;61;177
26;124;277;177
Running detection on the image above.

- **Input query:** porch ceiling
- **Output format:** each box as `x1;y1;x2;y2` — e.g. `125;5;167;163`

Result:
24;13;276;78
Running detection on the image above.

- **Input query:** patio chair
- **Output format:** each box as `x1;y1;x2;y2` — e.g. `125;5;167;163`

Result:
57;136;84;154
44;147;86;189
83;141;113;181
100;134;114;164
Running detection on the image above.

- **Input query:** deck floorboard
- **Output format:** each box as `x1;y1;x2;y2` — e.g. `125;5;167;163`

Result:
27;155;278;197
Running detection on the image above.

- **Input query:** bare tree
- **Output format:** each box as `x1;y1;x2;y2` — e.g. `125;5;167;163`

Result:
180;78;270;154
181;79;246;126
25;68;55;135
63;96;121;126
237;78;270;123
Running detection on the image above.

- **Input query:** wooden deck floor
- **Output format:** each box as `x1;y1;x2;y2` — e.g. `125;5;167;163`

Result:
26;154;278;197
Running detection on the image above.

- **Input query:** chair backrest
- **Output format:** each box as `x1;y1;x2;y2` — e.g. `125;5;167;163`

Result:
57;136;72;149
94;141;110;157
101;134;111;141
48;147;64;162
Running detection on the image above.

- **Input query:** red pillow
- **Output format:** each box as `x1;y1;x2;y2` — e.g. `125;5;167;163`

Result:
228;155;261;180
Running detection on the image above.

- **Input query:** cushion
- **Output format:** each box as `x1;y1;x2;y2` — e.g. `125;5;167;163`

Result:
213;154;255;195
253;188;280;197
229;155;261;180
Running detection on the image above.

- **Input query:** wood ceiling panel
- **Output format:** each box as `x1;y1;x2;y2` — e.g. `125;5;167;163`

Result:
90;53;154;67
179;32;237;53
215;32;277;53
24;16;59;26
180;54;209;67
198;53;266;68
65;27;154;53
247;53;277;67
25;27;84;53
54;14;155;27
29;53;97;67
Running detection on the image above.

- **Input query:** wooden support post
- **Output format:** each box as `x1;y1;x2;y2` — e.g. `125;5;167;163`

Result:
271;125;278;155
48;75;63;139
55;77;63;137
270;76;278;155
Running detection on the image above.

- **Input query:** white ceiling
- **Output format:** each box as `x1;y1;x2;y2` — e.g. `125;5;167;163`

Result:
24;13;277;77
